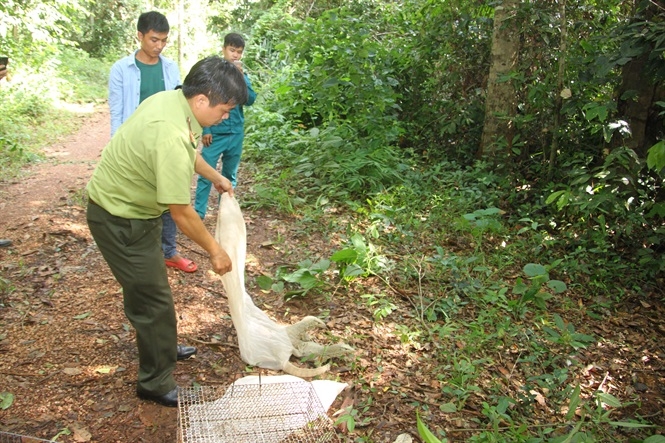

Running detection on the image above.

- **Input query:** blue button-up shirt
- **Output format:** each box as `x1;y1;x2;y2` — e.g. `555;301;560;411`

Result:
108;51;180;136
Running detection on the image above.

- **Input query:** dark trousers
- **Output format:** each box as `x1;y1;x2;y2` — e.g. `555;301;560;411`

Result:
86;202;177;395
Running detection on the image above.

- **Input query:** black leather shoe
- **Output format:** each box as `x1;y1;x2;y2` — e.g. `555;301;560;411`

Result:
177;345;197;361
137;386;179;407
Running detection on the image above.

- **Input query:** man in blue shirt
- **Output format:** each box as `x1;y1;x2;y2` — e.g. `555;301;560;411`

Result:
108;11;198;273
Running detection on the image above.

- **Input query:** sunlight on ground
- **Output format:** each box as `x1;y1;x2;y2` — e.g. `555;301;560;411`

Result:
54;101;96;114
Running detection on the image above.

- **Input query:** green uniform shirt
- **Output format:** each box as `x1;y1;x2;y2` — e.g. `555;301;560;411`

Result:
87;90;200;219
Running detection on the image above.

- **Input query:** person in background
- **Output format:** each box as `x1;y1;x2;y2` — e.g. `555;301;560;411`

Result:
86;56;249;407
108;11;198;273
194;32;257;219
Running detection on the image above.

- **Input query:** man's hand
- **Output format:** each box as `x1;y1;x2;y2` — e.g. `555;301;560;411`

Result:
169;204;232;276
212;176;234;196
210;249;233;275
195;152;234;197
202;134;212;147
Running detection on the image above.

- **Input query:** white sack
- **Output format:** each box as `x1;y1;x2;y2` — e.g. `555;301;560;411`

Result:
214;193;294;370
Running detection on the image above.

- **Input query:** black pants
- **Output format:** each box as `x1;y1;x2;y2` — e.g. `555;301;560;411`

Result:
87;202;177;395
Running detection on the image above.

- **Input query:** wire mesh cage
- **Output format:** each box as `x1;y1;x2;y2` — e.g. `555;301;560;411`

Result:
0;431;53;442
178;379;338;443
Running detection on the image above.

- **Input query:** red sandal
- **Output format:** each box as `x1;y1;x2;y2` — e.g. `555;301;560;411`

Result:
165;256;198;273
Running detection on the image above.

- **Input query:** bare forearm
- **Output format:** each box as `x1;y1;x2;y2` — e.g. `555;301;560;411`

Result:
195;153;221;183
195;152;234;196
169;204;231;274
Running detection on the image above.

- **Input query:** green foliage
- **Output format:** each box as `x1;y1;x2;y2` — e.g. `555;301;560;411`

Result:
360;293;397;320
0;392;13;410
0;46;109;181
330;233;393;280
646;140;665;173
73;0;144;57
256;259;330;300
542;314;595;351
334;399;373;433
56;48;109;102
457;207;506;252
287;124;407;199
284;7;402;137
544;145;665;284
390;0;492;161
512;261;567;312
248;2;406;198
417;411;445;443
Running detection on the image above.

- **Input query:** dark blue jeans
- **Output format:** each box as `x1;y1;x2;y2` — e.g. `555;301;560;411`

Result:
161;211;178;259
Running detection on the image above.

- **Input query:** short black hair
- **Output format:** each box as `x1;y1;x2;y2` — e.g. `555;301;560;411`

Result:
137;11;170;35
182;56;248;107
223;33;246;49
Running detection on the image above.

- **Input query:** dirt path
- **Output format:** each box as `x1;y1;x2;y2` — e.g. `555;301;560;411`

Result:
1;107;109;230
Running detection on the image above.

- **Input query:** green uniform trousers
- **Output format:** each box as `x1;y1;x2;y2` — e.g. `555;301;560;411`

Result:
86;201;177;396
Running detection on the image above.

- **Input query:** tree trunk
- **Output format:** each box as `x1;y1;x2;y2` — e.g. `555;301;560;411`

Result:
617;54;658;157
480;0;521;158
547;0;567;181
615;2;665;158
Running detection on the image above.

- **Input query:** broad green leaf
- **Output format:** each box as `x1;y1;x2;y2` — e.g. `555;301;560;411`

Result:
644;436;665;443
350;234;368;252
547;280;567;293
256;275;273;291
331;249;358;263
647;140;665;171
310;259;331;273
296;274;320;290
512;280;528;295
439;402;457;413
274;85;293;95
566;384;581;420
583;103;608;122
597;392;622;408
554;314;566;331
417;412;442;443
342;264;365;279
546;190;567;205
479;207;502;216
524;263;547;277
322;78;339;87
0;392;14;410
572;333;595;343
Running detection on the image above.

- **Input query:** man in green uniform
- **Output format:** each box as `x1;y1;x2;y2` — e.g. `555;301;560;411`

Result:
86;56;248;407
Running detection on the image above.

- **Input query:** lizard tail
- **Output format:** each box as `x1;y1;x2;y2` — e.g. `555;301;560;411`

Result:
283;361;330;378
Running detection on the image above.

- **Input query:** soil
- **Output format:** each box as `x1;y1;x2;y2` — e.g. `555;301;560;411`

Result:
0;106;664;443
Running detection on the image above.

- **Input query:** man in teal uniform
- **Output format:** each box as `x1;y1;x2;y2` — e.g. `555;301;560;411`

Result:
87;56;248;407
194;32;257;219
